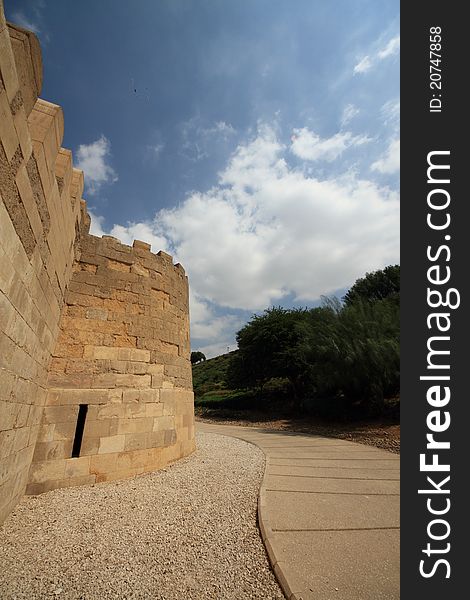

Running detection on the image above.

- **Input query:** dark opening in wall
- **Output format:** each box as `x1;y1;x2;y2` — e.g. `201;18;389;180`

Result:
72;404;88;458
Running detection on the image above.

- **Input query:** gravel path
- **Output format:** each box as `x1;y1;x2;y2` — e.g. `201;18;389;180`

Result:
0;432;284;600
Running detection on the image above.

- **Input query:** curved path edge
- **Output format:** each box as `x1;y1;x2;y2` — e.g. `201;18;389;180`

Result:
196;421;400;600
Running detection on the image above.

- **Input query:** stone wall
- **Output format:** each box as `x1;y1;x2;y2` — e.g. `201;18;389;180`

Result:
27;231;194;494
0;4;195;524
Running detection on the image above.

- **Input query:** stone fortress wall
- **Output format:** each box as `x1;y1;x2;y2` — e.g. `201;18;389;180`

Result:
0;4;195;524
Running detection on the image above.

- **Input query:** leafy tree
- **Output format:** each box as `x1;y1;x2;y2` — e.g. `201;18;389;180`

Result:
225;266;400;417
227;307;313;409
309;300;399;413
191;351;206;365
343;265;400;306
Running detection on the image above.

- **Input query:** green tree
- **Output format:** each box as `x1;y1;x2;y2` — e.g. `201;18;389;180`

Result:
309;299;399;413
191;351;206;365
343;265;400;306
227;307;313;409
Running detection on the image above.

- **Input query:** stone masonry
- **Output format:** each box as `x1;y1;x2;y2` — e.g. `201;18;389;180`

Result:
0;4;195;524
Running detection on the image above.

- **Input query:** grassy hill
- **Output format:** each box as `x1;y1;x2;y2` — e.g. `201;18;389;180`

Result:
192;351;237;400
192;350;287;411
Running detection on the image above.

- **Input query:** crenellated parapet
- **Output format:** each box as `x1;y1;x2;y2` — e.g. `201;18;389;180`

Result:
0;4;194;522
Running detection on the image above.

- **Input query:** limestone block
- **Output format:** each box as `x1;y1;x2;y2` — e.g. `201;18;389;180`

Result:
98;434;125;454
131;263;149;277
90;452;118;474
35;423;55;442
116;448;157;473
54;148;73;198
83;418;118;438
138;389;160;403
85;307;108;321
79;437;99;456
70;169;84;203
6;23;42;115
47;371;93;389
45;388;110;406
106;360;147;376
153;415;175;432
117;418;154;435
96;402;144;420
146;363;164;375
28;99;64;175
0;400;19;431
160;389;194;404
164;429;176;446
147;431;165;448
42;405;78;425
92;373;151;389
0;452;16;486
132;240;151;251
151;374;164;388
144;402;163;418
0;24;20;104
14;402;30;428
64;456;91;478
27;424;40;446
117;347;150;362
0;429;15;457
28;458;66;483
33;440;72;461
163;399;175;416
123;432;150;452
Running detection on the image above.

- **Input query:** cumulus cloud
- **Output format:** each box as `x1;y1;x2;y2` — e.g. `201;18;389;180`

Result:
88;210;106;237
109;222;169;254
76;135;118;195
354;35;400;75
93;125;399;353
189;292;244;357
371;138;400;174
290;127;371;162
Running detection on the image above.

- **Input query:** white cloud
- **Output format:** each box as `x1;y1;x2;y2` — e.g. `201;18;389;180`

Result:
76;135;118;195
371;138;400;174
354;35;400;75
88;211;106;237
210;121;236;137
108;222;168;254
381;99;400;126
341;104;360;126
378;36;400;60
290;127;371;162
146;143;165;160
93;125;399;352
12;11;40;34
353;56;372;74
180;116;236;161
188;292;244;358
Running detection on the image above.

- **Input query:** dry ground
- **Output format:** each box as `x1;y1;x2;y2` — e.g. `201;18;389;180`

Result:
196;410;400;454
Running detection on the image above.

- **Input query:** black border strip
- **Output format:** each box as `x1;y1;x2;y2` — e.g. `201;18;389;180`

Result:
401;4;466;597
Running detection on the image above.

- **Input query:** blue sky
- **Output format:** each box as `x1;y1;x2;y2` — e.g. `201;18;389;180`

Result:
7;0;400;357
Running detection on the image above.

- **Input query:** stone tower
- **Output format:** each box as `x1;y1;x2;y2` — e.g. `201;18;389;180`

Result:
0;4;195;524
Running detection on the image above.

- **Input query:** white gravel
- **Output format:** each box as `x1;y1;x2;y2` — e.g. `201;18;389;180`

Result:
0;432;284;600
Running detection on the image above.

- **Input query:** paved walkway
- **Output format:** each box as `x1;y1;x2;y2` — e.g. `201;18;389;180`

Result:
197;422;399;600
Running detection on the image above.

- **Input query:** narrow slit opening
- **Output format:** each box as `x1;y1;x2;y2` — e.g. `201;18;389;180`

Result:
72;404;88;458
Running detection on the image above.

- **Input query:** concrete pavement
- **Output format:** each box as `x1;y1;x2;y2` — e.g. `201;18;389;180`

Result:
197;422;399;600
